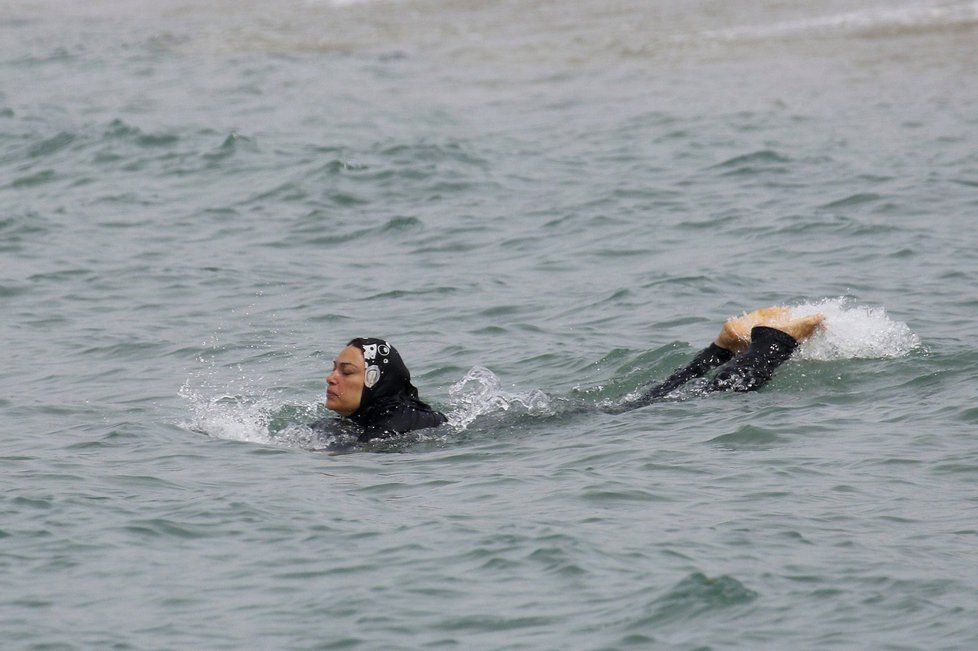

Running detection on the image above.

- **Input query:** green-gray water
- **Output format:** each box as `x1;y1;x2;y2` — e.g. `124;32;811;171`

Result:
3;1;978;647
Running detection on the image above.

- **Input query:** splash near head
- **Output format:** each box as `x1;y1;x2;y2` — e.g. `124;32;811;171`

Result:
447;366;554;430
788;297;921;361
178;380;329;449
179;381;277;444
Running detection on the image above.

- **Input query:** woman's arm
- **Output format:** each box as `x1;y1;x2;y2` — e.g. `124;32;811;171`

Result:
635;342;735;404
621;309;822;409
708;316;823;392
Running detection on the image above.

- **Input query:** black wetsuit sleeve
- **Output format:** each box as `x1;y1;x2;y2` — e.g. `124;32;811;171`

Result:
619;326;800;412
633;342;735;405
706;326;797;392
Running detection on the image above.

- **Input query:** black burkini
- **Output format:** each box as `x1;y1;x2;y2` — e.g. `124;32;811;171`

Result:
311;326;798;444
310;338;448;444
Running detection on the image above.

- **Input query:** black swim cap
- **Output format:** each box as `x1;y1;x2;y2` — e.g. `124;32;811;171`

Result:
345;338;420;417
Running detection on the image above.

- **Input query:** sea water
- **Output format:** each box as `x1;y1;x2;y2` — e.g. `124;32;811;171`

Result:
3;0;978;647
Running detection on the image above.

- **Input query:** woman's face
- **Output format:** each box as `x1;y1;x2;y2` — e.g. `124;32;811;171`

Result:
326;345;365;417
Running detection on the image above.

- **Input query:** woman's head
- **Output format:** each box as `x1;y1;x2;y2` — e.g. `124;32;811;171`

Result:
325;338;419;418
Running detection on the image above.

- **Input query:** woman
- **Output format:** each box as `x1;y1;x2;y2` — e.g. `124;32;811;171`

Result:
312;307;823;443
310;338;448;444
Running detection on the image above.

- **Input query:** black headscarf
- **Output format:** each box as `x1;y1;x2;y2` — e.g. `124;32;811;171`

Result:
344;338;433;427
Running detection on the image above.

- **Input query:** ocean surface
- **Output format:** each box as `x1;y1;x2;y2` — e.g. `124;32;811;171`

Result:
3;0;978;647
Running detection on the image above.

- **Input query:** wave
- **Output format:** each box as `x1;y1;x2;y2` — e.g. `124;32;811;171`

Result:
446;366;557;430
697;1;978;42
180;366;559;448
178;381;325;448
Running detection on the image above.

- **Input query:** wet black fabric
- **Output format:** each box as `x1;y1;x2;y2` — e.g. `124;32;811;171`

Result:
706;326;798;392
638;343;736;403
620;325;799;411
311;338;447;444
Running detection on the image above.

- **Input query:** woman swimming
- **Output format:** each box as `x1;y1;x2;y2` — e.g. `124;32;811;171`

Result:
311;307;824;443
309;338;448;444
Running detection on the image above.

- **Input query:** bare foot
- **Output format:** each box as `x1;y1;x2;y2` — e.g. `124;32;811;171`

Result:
715;306;791;354
774;314;825;343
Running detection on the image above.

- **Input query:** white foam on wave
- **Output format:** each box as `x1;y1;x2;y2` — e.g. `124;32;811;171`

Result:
180;367;549;442
789;297;921;361
178;381;323;448
179;381;275;444
697;1;978;42
446;366;553;430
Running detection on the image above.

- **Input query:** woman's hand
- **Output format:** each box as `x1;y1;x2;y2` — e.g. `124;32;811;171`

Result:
715;306;824;353
716;306;791;353
776;314;825;343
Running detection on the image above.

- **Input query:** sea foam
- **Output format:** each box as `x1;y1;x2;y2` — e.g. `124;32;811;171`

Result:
178;381;324;448
789;297;921;361
179;381;277;444
446;366;554;430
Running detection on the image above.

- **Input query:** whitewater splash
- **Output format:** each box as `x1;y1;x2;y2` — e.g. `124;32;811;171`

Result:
446;366;555;430
179;381;324;448
788;297;921;361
